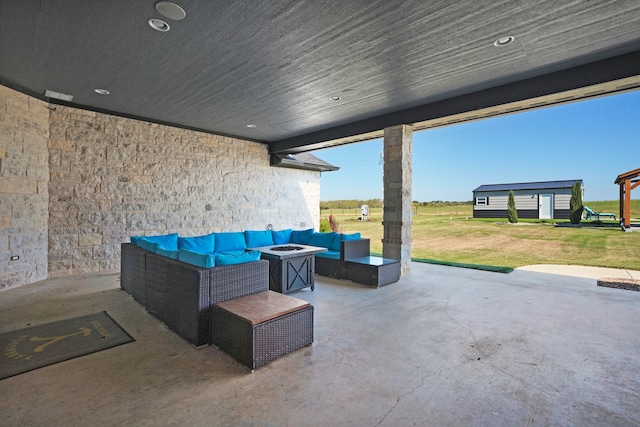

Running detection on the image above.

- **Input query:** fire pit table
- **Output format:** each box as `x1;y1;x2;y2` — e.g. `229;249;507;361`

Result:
248;244;327;294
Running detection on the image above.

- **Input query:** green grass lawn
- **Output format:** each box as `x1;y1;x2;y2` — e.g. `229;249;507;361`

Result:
323;200;640;271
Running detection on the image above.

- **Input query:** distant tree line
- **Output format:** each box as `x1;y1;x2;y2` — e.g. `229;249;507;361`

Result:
320;199;383;210
320;199;472;210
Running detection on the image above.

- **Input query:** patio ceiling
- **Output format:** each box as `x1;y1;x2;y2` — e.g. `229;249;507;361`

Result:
2;1;640;154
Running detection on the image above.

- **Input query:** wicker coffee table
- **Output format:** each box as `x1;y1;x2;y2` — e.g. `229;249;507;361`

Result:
211;291;313;370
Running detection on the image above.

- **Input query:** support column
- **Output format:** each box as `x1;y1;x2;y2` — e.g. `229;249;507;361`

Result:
382;124;413;275
624;178;632;228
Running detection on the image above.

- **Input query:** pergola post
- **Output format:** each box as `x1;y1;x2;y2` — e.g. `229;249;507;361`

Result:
382;124;413;275
614;168;640;230
624;179;632;228
619;182;625;225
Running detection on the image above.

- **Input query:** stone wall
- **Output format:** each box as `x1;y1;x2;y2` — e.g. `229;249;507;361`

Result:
0;86;50;290
1;84;320;288
47;105;320;278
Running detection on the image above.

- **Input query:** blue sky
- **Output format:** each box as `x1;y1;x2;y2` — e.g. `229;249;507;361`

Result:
314;90;640;202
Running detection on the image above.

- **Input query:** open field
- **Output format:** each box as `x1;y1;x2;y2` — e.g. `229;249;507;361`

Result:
322;200;640;270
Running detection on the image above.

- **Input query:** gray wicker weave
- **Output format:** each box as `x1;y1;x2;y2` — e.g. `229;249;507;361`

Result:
162;256;213;347
211;292;313;370
120;243;148;305
121;243;270;348
145;253;170;322
209;260;269;304
314;238;371;279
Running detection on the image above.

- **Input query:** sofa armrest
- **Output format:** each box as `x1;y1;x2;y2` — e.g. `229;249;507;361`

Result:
121;243;149;305
209;259;269;304
341;238;371;261
164;257;212;347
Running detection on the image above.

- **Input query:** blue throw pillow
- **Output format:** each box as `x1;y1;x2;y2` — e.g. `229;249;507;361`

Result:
137;239;159;252
291;228;314;245
178;249;216;268
309;232;336;249
155;248;180;259
130;236;142;245
178;233;215;253
216;250;261;266
215;232;247;252
137;233;179;251
272;228;292;244
245;230;274;248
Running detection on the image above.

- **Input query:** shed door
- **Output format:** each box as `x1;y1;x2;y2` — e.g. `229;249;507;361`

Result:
539;194;553;219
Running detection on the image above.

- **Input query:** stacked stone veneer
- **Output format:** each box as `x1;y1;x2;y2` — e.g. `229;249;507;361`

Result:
1;84;320;288
382;124;412;275
0;86;50;290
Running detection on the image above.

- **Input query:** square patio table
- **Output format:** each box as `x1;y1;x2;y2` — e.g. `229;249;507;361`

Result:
248;244;327;294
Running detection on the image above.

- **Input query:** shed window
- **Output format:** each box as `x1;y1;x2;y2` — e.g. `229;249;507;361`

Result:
476;197;487;206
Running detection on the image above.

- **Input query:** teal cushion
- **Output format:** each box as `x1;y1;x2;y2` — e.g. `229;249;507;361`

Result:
342;232;361;241
178;249;216;268
216;250;261;266
136;233;178;251
245;230;274;248
137;239;159;252
178;233;215;253
315;251;340;260
214;232;247;252
309;232;336;249
130;236;142;244
216;250;247;256
155;248;179;259
271;229;293;245
330;234;342;251
291;228;314;245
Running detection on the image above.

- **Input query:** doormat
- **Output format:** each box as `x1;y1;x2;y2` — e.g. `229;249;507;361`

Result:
0;311;134;380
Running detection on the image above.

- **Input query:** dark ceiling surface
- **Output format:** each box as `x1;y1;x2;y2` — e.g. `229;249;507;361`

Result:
1;0;640;153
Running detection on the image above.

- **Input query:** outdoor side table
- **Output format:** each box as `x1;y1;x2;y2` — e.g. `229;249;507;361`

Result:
211;291;313;370
345;256;401;287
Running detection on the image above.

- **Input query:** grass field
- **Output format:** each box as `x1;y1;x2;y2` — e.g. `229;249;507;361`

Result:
322;200;640;271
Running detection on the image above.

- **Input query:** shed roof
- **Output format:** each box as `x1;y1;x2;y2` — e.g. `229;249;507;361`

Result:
473;180;582;193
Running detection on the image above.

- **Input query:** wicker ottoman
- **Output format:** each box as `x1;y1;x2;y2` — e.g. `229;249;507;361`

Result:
211;291;313;370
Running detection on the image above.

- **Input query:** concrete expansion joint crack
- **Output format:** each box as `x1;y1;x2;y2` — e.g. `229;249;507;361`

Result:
374;368;443;427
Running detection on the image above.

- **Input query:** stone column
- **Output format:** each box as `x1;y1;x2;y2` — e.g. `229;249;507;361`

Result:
382;124;412;275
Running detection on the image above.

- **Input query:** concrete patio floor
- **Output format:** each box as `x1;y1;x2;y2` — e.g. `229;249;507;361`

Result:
1;262;639;426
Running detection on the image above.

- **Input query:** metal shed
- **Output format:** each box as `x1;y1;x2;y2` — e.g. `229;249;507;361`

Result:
472;180;583;220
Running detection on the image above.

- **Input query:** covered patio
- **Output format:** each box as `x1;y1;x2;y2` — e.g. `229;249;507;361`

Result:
2;264;639;426
2;4;640;424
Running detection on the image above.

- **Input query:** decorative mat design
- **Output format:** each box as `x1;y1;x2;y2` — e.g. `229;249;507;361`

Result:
1;311;134;380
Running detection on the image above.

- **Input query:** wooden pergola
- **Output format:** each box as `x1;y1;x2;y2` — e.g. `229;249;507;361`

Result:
614;167;640;229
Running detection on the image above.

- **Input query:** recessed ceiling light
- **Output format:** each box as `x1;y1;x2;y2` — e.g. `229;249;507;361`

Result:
493;35;515;47
148;18;170;32
94;89;110;95
329;96;341;101
246;124;257;128
155;1;186;20
44;90;73;102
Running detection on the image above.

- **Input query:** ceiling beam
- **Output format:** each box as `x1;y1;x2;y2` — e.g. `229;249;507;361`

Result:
269;50;640;154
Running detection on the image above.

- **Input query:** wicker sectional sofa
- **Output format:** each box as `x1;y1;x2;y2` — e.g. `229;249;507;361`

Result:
120;228;373;347
121;243;269;347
